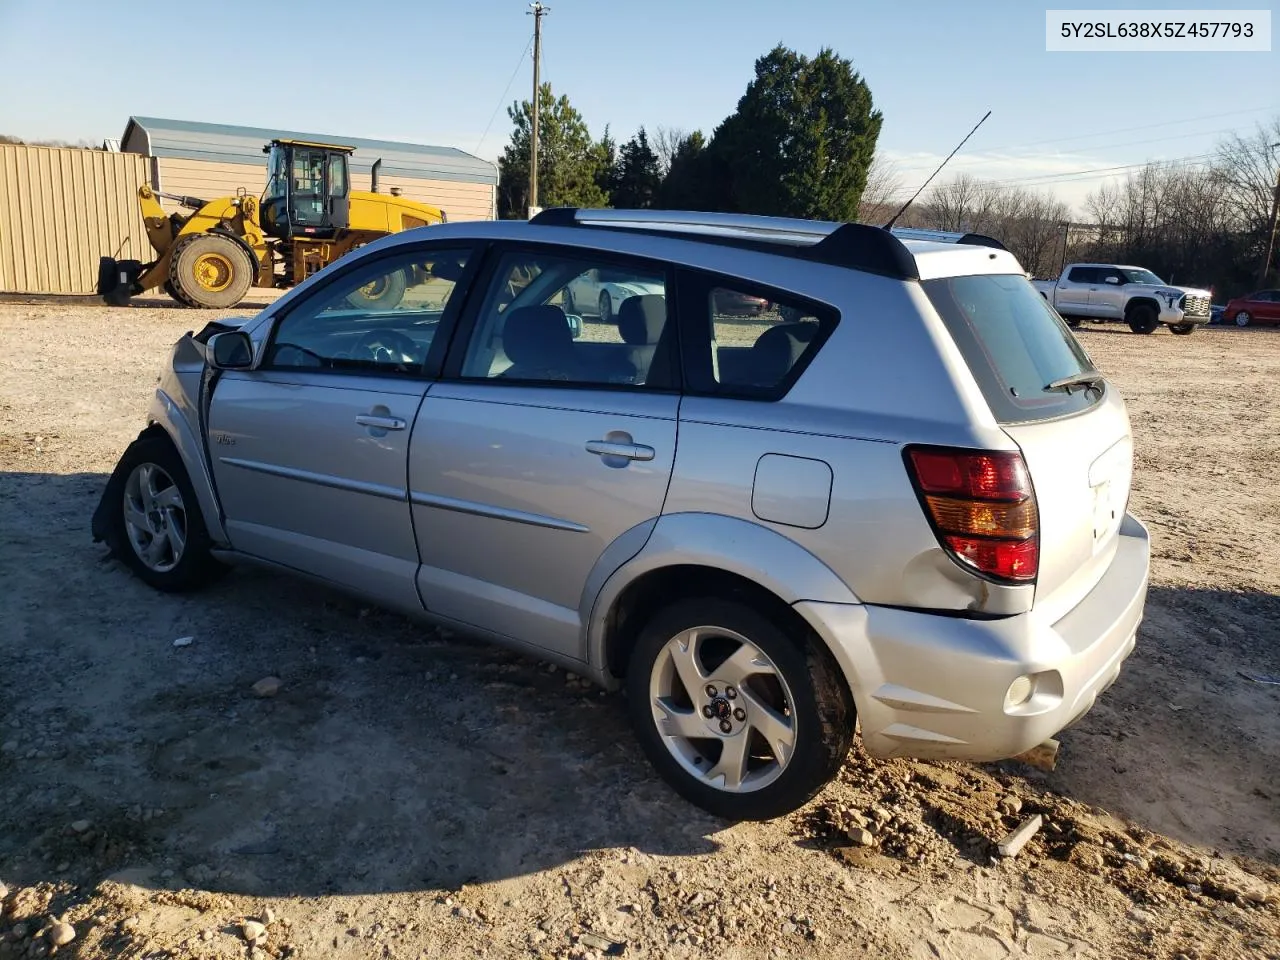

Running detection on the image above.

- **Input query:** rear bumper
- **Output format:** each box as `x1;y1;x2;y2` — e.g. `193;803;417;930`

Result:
795;513;1150;761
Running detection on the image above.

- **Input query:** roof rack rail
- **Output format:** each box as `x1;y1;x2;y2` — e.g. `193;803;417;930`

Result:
527;207;920;281
888;227;1009;251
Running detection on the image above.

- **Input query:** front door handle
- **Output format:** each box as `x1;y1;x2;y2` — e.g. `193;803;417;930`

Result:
586;439;655;462
356;414;406;431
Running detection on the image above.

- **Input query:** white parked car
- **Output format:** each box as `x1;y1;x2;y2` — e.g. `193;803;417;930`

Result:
561;267;665;324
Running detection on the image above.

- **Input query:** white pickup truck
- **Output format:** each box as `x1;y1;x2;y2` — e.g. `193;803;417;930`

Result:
1032;263;1212;335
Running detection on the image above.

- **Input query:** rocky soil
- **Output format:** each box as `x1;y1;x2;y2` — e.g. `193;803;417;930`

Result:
0;299;1277;959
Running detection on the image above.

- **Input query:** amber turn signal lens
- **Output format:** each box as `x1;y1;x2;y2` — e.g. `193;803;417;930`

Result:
924;495;1036;539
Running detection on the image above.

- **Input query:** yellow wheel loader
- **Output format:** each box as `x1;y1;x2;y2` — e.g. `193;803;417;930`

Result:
98;139;446;309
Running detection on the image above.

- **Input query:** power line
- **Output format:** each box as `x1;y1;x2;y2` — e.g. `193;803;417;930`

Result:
983;151;1220;188
888;123;1265;176
474;32;535;156
889;104;1278;172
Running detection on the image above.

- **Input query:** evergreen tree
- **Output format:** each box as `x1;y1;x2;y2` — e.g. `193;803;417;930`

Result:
612;127;662;209
703;46;883;220
498;83;609;218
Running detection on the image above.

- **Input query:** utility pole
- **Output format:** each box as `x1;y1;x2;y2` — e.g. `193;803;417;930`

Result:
528;2;549;218
1259;142;1280;287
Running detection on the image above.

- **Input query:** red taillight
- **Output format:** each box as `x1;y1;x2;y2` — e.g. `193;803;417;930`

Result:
905;447;1039;583
908;449;1029;501
943;536;1039;581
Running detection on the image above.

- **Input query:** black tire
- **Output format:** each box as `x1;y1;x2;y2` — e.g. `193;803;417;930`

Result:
1063;316;1082;329
598;290;613;326
1126;304;1159;335
106;433;223;592
163;279;195;307
346;269;408;310
1170;322;1196;335
1235;311;1252;328
562;287;577;316
169;234;254;309
625;597;854;820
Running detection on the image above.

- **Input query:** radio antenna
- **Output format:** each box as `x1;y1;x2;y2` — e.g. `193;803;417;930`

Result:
883;110;991;229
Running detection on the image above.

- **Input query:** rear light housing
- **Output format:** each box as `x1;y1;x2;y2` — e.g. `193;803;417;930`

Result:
904;446;1039;584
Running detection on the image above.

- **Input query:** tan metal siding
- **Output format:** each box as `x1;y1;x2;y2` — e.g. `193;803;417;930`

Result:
153;158;264;214
0;145;152;294
155;160;494;221
350;172;495;222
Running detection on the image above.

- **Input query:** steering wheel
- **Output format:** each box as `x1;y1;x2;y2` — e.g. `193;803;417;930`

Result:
352;328;419;366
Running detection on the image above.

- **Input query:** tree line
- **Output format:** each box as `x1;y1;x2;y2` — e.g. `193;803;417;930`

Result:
497;44;1278;299
883;120;1279;297
499;45;883;224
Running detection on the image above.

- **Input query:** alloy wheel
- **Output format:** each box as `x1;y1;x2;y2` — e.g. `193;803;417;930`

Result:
648;625;797;793
122;463;188;573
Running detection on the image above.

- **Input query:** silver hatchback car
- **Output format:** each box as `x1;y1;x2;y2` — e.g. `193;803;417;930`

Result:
94;209;1150;820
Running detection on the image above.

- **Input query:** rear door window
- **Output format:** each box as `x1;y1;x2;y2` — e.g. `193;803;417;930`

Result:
676;271;838;399
925;274;1101;424
1066;267;1098;283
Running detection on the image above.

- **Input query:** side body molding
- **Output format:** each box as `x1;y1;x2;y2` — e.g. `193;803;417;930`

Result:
583;511;862;682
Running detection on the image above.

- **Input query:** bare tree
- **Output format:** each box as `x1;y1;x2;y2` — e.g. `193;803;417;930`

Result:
857;155;903;223
652;125;689;177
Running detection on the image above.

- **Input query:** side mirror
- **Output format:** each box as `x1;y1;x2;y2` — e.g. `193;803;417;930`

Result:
208;331;254;369
1104;276;1121;285
565;313;583;340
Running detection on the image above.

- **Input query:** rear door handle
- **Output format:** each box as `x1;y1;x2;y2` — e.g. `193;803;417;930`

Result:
356;414;406;431
586;440;655;461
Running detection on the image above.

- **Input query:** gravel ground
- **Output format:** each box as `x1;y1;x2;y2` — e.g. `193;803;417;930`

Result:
0;299;1277;960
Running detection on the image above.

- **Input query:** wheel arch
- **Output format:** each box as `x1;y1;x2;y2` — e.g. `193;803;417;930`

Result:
584;512;861;688
1124;296;1161;318
143;388;228;545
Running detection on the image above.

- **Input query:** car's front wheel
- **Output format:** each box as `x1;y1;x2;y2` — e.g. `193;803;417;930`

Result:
108;434;222;592
626;597;854;820
1127;304;1160;334
598;290;613;326
1236;311;1252;327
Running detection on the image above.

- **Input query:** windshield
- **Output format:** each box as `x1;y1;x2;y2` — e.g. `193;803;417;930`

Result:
264;145;287;201
1120;268;1165;286
925;274;1101;424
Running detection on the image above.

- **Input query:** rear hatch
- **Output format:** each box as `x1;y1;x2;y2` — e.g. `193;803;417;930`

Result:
924;273;1132;617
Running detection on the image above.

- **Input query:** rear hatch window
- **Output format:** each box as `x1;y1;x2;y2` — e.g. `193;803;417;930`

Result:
924;274;1099;423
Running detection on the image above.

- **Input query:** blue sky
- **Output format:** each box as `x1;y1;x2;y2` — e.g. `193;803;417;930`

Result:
0;0;1275;211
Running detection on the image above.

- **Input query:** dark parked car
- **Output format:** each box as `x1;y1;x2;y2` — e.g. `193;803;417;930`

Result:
713;289;770;316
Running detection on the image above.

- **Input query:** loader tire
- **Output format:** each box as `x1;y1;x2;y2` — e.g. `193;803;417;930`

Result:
163;279;196;307
346;269;407;310
169;234;253;309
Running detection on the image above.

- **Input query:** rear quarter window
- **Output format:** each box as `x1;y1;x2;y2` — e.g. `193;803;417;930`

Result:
925;274;1101;424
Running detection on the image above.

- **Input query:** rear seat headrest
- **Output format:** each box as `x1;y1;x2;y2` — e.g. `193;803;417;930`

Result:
617;295;667;346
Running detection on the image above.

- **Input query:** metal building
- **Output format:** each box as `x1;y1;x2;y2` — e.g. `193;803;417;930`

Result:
121;116;498;222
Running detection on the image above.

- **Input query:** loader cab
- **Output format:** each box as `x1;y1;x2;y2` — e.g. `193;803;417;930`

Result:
260;139;353;240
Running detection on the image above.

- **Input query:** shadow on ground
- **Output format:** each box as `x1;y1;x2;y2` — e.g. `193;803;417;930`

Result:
0;469;1276;910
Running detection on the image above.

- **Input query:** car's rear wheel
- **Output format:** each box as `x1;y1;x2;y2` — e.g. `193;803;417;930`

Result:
1236;311;1252;327
626;597;854;820
1063;316;1082;329
109;434;222;592
562;286;577;316
598;290;612;326
1170;322;1196;335
1127;304;1159;334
